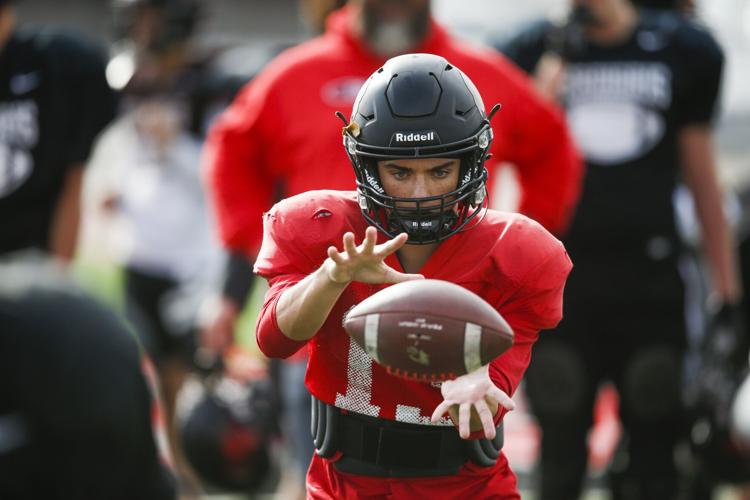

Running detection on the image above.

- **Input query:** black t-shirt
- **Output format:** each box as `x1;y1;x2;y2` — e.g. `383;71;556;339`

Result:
0;29;117;254
0;255;176;499
498;10;724;258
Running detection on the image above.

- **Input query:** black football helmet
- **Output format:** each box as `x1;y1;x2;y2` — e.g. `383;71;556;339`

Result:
685;303;750;484
178;374;277;492
340;53;499;244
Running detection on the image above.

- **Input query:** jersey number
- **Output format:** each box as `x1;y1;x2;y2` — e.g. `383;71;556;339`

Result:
334;338;452;425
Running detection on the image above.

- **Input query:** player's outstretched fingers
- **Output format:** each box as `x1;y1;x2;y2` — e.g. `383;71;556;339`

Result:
383;268;424;284
361;226;377;254
431;399;453;424
473;398;496;440
327;246;345;264
487;386;515;412
343;232;357;255
459;402;471;439
375;232;409;257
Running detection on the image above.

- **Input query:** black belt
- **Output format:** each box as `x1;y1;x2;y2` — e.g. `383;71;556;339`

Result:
333;409;468;477
311;396;504;477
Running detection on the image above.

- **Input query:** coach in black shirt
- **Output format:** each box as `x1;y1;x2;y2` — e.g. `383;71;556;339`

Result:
0;0;116;260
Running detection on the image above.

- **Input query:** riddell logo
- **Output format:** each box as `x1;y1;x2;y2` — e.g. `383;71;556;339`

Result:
392;130;439;145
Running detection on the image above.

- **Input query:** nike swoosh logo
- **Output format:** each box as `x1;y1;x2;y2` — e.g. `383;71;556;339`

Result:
10;72;41;95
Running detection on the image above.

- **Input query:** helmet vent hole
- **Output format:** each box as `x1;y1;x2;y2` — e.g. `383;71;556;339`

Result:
445;64;453;71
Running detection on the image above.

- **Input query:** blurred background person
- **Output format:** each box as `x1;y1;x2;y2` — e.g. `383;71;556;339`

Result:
201;0;582;497
0;253;177;500
498;0;742;498
0;0;116;262
729;320;750;500
84;0;248;494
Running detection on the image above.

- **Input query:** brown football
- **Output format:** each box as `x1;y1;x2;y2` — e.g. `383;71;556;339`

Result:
343;279;513;382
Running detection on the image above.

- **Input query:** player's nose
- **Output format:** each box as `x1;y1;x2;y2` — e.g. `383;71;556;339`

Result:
411;175;429;198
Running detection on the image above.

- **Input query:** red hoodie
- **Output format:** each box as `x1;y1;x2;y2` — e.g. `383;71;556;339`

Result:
204;6;582;257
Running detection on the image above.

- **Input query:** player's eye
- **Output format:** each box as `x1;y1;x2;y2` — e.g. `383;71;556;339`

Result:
432;169;450;179
390;168;410;180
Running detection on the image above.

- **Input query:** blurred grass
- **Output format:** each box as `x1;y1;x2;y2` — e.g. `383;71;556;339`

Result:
71;260;124;309
235;279;268;353
71;257;268;355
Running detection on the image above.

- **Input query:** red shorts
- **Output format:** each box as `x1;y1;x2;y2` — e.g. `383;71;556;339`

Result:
306;452;520;499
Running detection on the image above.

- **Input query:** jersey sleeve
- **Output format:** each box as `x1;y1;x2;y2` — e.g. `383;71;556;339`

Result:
253;203;317;359
50;34;117;166
487;223;573;420
675;24;725;127
484;50;583;236
203;69;284;258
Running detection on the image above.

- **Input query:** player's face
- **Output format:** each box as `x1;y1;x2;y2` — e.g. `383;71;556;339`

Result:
130;5;164;52
360;0;429;22
355;0;431;57
377;157;460;208
571;0;622;25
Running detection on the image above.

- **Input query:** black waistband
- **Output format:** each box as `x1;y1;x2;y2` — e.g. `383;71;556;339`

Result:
332;409;468;477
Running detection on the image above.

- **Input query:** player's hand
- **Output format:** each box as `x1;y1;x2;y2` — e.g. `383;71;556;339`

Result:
431;364;515;440
534;52;566;102
324;226;424;285
198;295;239;356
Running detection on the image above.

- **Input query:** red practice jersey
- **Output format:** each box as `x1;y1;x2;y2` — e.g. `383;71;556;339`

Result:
254;191;572;426
204;6;582;258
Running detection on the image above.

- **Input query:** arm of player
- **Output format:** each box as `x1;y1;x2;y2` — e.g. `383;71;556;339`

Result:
202;81;277;257
430;364;515;440
533;52;566;102
275;226;424;342
49;164;84;263
680;125;742;303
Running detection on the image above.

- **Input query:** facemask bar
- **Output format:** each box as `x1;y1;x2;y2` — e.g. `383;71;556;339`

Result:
356;170;489;244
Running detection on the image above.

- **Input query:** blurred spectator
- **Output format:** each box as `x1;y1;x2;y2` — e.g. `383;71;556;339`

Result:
0;0;116;262
202;1;582;497
300;0;347;35
85;0;245;493
498;0;740;498
0;252;176;500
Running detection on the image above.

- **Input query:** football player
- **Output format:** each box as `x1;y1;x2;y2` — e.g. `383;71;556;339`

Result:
202;2;583;493
254;53;572;498
498;0;740;498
